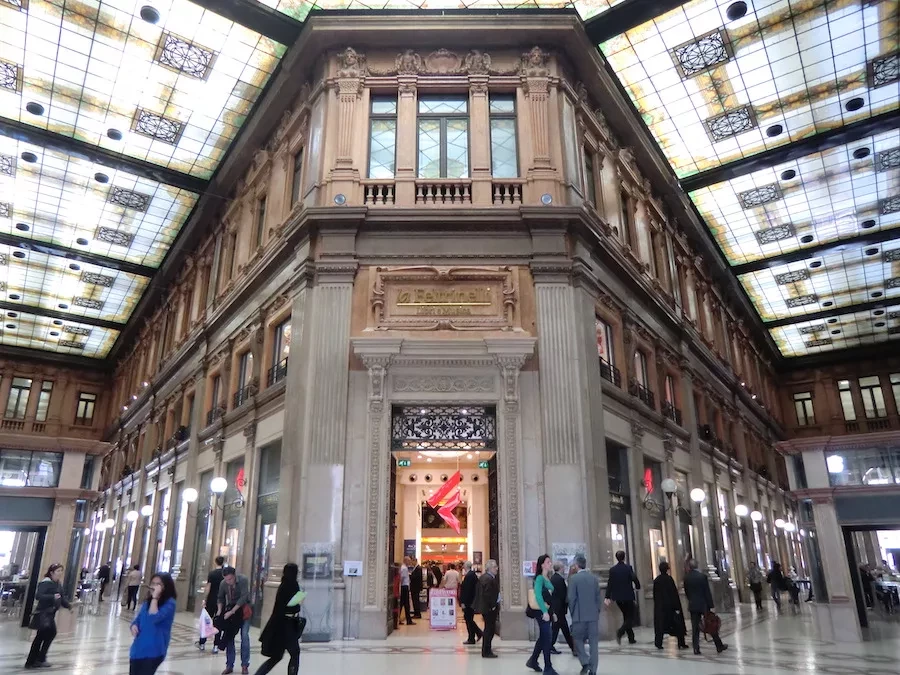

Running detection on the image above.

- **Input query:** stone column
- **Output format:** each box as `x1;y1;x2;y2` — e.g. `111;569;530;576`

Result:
328;47;365;202
627;422;650;625
393;69;418;205
237;423;258;577
519;47;559;203
468;74;492;205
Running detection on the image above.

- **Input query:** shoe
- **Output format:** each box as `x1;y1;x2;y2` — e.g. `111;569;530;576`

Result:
655;644;663;650
222;669;234;674
212;647;219;655
717;644;728;654
693;649;701;655
678;644;690;650
482;653;498;659
615;633;622;645
242;668;249;675
463;640;476;645
628;638;637;645
526;659;542;672
550;647;562;655
544;669;560;675
406;621;416;625
579;668;589;675
37;664;52;669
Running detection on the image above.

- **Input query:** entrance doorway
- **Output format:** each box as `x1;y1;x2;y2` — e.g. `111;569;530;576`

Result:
843;526;900;631
386;404;499;636
0;526;47;628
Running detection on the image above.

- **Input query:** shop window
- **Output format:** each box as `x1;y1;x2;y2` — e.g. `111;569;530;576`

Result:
254;195;267;248
75;392;96;425
583;149;597;205
35;381;53;422
417;96;469;178
5;377;32;419
368;96;397;178
892;373;900;414
793;391;815;426
858;376;887;419
0;449;63;487
290;149;304;205
837;380;856;421
489;95;518;178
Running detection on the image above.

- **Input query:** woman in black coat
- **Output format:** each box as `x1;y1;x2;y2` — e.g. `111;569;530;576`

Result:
653;561;688;650
254;563;302;675
25;563;70;669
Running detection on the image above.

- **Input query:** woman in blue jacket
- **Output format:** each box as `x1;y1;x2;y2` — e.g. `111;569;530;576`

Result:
129;572;177;675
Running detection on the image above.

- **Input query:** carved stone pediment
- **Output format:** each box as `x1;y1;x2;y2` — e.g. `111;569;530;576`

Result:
425;49;461;74
369;265;520;332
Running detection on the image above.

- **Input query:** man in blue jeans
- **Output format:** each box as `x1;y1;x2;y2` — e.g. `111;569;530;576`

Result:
217;566;251;674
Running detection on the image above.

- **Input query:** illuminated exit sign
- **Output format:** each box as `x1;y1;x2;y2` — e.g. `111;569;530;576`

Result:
478;461;490;469
397;459;412;467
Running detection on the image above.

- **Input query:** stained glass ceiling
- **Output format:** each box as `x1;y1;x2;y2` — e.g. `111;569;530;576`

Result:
599;0;900;358
0;0;286;358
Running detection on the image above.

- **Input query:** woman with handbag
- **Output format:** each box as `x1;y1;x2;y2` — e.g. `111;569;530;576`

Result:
129;573;177;675
24;563;69;669
526;554;558;675
254;563;304;675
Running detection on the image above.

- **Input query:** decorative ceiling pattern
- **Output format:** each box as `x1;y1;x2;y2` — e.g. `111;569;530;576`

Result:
599;0;900;358
0;0;286;358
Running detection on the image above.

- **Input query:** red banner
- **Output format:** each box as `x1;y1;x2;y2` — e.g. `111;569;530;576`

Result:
426;471;463;533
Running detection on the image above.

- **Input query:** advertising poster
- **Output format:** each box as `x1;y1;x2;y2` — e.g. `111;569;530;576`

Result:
429;588;457;630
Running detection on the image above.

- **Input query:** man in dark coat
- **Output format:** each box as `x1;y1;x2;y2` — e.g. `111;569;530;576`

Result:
604;550;640;644
550;561;574;654
684;558;726;655
410;558;424;619
459;561;483;645
97;562;111;602
475;559;500;659
652;561;687;649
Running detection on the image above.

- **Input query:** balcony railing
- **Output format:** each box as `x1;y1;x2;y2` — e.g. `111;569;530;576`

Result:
206;407;224;427
362;180;395;205
267;357;289;387
491;179;524;204
867;418;892;431
599;357;621;387
233;384;254;410
415;179;472;205
629;380;656;410
661;401;682;426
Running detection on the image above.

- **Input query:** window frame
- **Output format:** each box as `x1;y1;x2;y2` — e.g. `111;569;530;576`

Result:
35;380;53;422
858;375;887;419
633;350;649;388
254;194;267;248
596;317;615;367
272;318;291;367
290;148;304;206
664;374;677;405
793;391;815;427
891;373;900;415
416;96;470;179
367;95;398;179
583;147;597;205
837;379;856;422
488;94;519;179
5;377;33;420
237;351;253;391
74;391;97;425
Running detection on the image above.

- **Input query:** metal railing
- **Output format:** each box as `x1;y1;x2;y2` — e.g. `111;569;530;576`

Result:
233;385;253;410
629;380;656;410
267;357;289;387
599;357;621;387
661;401;682;425
206;407;224;427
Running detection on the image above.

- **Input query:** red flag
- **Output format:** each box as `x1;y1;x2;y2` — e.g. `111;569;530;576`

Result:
426;470;461;509
437;489;462;534
236;468;245;495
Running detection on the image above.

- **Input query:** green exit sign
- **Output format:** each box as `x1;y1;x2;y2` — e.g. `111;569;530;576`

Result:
397;459;412;467
478;461;490;469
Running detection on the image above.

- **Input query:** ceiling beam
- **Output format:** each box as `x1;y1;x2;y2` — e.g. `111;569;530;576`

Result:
0;301;125;331
764;299;889;329
0;343;110;369
0;233;156;278
584;0;691;44
682;110;900;192
190;0;302;45
732;228;900;276
0;117;207;195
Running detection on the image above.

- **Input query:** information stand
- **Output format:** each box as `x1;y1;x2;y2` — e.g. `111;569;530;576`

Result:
429;588;457;630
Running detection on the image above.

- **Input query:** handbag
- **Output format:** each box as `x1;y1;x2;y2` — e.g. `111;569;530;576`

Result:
527;587;540;611
29;609;54;632
701;611;721;635
242;604;253;621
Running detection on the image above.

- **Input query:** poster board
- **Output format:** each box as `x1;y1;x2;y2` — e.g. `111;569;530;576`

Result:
429;588;457;630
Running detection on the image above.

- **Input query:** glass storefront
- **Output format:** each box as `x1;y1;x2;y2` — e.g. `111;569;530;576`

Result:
674;472;694;576
189;471;214;612
156;488;172;572
251;442;281;627
643;459;670;577
220;459;245;565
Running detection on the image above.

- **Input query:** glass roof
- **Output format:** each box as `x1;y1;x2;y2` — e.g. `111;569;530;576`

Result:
770;302;899;358
0;0;285;179
600;0;899;178
0;0;285;358
256;0;616;21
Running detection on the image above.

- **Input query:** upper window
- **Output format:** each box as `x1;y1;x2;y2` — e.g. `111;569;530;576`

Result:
596;317;614;366
210;375;222;411
417;96;469;179
620;189;633;244
793;391;815;426
254;195;267;248
80;455;96;490
858;376;887;419
35;381;53;422
291;149;304;205
0;449;63;488
489;95;518;178
634;351;649;388
368;96;397;179
583;149;597;205
75;392;97;426
837;379;856;422
227;232;238;279
664;375;676;405
5;377;32;419
238;351;253;391
891;374;900;416
273;319;291;366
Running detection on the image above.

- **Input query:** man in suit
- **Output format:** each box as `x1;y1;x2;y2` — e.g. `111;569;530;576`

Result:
604;550;640;644
410;558;424;619
459;561;483;645
550;561;574;655
567;554;601;675
97;561;111;602
475;559;500;658
683;558;727;655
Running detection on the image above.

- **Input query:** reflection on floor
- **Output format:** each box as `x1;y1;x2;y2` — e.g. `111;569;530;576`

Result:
1;601;900;674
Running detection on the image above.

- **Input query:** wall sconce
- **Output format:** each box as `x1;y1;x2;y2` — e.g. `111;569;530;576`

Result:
783;522;796;533
125;510;139;522
140;504;154;518
690;488;706;503
750;510;763;522
735;504;749;518
184;477;242;517
774;518;786;529
103;518;115;529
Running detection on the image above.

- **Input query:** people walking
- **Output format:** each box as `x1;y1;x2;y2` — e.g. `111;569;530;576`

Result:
549;561;574;655
476;559;500;658
767;561;786;610
129;573;177;675
567;554;600;675
460;561;483;645
859;563;874;608
441;562;461;590
217;566;252;674
652;561;687;650
254;563;303;675
399;556;415;626
98;561;111;602
200;556;226;653
526;554;557;675
747;562;764;609
604;550;639;645
125;565;142;611
684;558;727;655
24;563;70;669
410;558;424;619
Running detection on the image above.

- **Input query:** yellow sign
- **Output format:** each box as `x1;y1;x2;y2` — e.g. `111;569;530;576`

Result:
396;287;492;309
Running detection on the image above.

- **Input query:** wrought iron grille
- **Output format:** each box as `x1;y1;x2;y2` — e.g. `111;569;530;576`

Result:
391;405;496;451
64;325;91;336
880;195;900;215
74;297;104;310
672;30;730;78
786;294;818;308
876;147;900;172
739;183;782;209
774;269;809;284
133;109;185;145
599;356;621;387
799;324;826;335
629;380;655;410
267;357;289;386
156;33;216;80
805;338;833;347
96;226;135;246
108;187;150;212
0;202;10;218
0;60;20;92
661;401;682;426
704;106;756;141
754;223;794;245
870;52;899;88
233;384;253;409
80;271;115;287
0;153;13;177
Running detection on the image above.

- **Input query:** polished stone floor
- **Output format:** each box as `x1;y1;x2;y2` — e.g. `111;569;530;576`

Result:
1;601;898;674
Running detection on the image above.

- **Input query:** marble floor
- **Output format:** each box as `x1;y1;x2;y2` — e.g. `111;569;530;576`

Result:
1;602;898;674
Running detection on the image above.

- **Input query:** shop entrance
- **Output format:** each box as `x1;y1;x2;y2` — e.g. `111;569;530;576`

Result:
386;404;498;636
842;525;900;631
0;526;47;628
